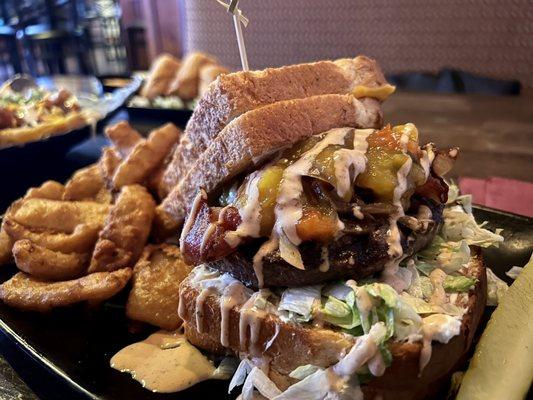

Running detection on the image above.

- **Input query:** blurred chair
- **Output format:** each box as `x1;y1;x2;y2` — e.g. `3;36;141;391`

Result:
0;25;22;82
14;0;93;76
22;24;91;76
181;0;533;89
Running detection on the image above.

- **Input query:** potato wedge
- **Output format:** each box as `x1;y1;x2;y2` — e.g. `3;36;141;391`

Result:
126;244;192;330
105;121;142;158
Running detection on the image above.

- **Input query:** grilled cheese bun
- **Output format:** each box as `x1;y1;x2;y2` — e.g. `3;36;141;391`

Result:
179;249;487;400
160;56;390;198
160;95;382;227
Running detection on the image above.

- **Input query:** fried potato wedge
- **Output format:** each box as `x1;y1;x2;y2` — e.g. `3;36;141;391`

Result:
9;198;109;233
12;239;88;280
25;181;65;200
99;147;122;184
0;268;132;312
112;123;180;189
105;121;142;158
63;164;109;202
89;185;155;273
151;205;180;242
126;244;192;330
0;227;13;266
3;220;101;253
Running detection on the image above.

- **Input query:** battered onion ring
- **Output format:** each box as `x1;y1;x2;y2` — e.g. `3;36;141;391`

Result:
12;239;88;280
0;268;132;312
89;185;155;272
112;123;180;189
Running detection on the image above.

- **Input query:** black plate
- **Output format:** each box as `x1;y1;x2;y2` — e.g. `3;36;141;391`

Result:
126;106;193;130
0;205;531;400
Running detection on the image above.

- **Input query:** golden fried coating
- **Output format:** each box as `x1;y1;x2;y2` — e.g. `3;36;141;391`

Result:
25;181;65;200
9;198;109;233
167;52;216;100
0;227;13;266
105;121;142;158
140;54;181;100
0;268;132;312
3;220;101;253
63;164;109;202
99;147;122;184
126;244;192;330
12;239;88;280
151;205;180;242
89;185;155;273
112;123;180;189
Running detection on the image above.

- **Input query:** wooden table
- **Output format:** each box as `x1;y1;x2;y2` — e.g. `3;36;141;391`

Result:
384;92;533;183
0;92;532;399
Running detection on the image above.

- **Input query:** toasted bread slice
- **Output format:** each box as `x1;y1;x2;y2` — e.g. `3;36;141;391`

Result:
179;249;486;400
160;56;388;196
160;94;382;225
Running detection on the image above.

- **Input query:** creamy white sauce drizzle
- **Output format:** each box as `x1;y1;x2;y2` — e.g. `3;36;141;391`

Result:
382;141;413;291
225;172;263;246
429;268;447;306
220;281;249;347
319;247;330;272
200;223;217;255
195;286;216;333
110;330;219;393
179;190;206;251
352;205;364;220
274;128;352;246
419;314;462;374
332;128;372;199
252;236;279;288
417;205;433;231
239;291;268;355
420;145;435;178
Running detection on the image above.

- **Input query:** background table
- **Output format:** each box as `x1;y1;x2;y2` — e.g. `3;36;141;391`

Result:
0;91;532;399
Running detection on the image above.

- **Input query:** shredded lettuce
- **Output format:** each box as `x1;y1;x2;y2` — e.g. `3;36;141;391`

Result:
319;295;361;329
289;364;322;380
505;266;523;280
278;285;321;322
443;275;476;292
486;268;508;306
442;209;503;248
417;236;471;274
401;293;463;316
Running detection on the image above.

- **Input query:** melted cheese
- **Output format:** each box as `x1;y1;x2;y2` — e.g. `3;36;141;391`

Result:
351;84;396;101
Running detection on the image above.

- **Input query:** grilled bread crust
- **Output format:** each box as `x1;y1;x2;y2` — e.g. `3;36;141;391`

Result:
160;94;382;226
160;56;387;197
180;249;487;400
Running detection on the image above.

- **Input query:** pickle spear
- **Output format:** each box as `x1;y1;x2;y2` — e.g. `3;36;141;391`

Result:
457;253;533;400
